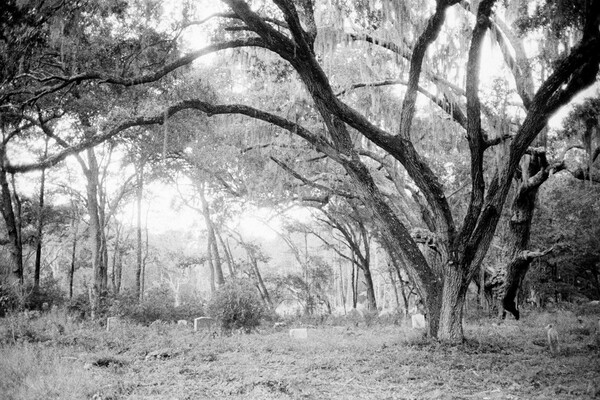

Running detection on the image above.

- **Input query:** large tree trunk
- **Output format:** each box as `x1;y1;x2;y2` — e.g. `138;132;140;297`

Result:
437;267;469;341
362;266;377;311
84;148;108;317
0;163;23;286
500;150;552;319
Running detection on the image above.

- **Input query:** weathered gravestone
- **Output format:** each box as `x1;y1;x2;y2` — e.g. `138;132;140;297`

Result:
289;328;309;339
411;313;426;329
194;317;216;332
106;317;121;331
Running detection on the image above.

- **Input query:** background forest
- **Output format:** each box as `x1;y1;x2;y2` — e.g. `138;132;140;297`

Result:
0;0;599;339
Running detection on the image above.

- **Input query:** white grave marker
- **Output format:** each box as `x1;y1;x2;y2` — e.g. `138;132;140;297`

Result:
289;328;309;339
106;317;120;331
194;317;216;331
411;313;426;329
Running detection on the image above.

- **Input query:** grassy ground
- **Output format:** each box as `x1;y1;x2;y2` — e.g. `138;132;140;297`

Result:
1;309;599;399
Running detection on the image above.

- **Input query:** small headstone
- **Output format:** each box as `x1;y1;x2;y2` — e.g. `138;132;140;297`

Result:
177;320;188;326
194;317;216;332
106;317;120;331
411;313;426;329
289;328;308;339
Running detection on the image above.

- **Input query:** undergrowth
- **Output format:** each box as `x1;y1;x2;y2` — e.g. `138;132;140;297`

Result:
0;308;598;399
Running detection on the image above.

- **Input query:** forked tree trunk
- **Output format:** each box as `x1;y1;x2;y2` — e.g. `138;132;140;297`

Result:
198;182;225;286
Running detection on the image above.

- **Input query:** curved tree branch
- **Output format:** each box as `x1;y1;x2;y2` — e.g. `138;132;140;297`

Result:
7;99;340;173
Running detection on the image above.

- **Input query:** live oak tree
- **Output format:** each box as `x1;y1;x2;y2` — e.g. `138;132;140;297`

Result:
2;0;599;341
174;0;599;341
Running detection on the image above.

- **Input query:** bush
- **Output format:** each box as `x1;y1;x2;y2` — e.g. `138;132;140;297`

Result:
0;278;66;317
0;284;21;317
206;280;265;333
25;277;66;311
66;293;90;321
108;287;204;325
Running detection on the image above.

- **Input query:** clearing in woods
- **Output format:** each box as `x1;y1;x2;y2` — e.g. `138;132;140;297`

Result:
0;310;599;399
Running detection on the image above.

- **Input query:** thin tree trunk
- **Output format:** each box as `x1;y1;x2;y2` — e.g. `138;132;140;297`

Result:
251;258;272;307
141;223;149;300
206;239;215;294
339;262;346;312
198;181;224;286
135;161;144;300
388;268;401;309
69;222;78;299
216;229;235;277
33;140;49;293
111;223;121;294
352;262;358;309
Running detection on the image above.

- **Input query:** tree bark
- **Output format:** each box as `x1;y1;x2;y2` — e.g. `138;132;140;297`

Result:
33;139;49;293
198;181;225;286
500;150;552;319
0;159;23;286
84;147;108;317
216;230;235;277
135;160;144;300
388;267;401;310
251;257;272;307
111;222;122;294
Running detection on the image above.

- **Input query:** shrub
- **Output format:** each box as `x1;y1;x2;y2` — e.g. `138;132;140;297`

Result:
0;284;21;317
25;277;66;311
109;287;204;325
0;278;66;317
206;280;265;333
66;293;90;321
